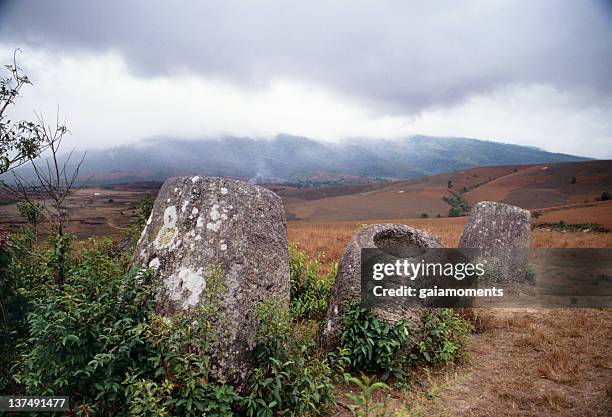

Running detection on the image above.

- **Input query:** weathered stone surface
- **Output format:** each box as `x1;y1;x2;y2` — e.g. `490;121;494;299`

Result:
459;201;531;282
321;224;444;347
131;176;290;388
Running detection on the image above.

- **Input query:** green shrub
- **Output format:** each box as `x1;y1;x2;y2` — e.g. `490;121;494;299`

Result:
346;374;389;417
411;309;472;366
0;229;66;393
289;245;335;321
13;240;152;413
16;201;45;238
9;235;241;415
244;300;335;417
325;346;352;383
340;302;411;380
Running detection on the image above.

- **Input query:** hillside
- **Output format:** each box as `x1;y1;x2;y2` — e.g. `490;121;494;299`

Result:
282;160;611;222
41;135;588;185
462;160;612;207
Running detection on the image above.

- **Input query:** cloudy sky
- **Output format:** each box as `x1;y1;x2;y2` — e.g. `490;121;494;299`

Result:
0;0;611;157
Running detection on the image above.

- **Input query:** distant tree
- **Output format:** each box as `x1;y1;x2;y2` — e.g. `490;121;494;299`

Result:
532;210;542;220
447;180;453;189
571;176;576;184
601;191;611;201
420;213;429;218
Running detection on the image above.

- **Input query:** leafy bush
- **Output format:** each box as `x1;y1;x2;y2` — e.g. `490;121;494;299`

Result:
0;229;65;393
12;238;150;412
340;304;472;378
325;346;352;383
411;309;472;366
244;300;335;416
340;302;411;380
7;234;241;415
289;245;335;321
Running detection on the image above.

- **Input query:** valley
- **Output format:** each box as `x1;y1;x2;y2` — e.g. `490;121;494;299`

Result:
2;160;609;238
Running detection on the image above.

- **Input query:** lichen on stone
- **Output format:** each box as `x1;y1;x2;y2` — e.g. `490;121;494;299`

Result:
163;266;206;309
154;205;178;248
149;257;160;270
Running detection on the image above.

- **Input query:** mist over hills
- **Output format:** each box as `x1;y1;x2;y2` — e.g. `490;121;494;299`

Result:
50;135;592;184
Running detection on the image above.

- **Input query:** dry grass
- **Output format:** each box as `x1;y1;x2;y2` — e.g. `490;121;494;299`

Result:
356;308;612;417
538;347;580;384
534;200;612;228
288;217;612;266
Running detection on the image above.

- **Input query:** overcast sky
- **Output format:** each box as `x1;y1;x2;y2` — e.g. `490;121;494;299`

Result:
0;0;611;157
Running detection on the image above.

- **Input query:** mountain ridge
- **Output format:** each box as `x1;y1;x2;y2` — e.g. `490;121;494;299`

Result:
34;135;593;184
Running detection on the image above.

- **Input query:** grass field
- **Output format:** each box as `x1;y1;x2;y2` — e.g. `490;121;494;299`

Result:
287;216;612;273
